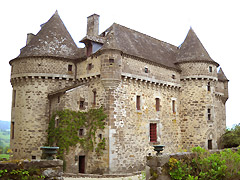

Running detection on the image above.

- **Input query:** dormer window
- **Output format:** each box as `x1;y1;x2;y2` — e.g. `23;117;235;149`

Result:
86;43;92;57
209;66;212;73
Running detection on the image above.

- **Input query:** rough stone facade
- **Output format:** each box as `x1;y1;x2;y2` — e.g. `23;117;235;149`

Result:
10;11;228;174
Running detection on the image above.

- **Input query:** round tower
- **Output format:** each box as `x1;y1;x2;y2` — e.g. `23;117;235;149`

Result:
176;28;221;150
9;11;80;160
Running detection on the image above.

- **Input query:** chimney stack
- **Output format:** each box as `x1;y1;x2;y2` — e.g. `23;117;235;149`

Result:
87;14;99;36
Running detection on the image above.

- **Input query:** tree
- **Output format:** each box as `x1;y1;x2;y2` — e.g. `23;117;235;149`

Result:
221;123;240;148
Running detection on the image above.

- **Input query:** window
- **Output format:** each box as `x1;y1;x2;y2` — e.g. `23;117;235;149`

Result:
172;100;176;113
207;82;211;92
150;123;157;142
32;156;36;160
209;66;212;73
88;63;93;71
136;96;141;110
79;129;84;136
156;98;160;111
109;59;114;64
11;122;14;139
207;108;211;121
58;96;60;103
208;140;212;149
12;90;16;107
144;67;149;73
79;101;84;109
93;91;96;105
68;64;73;72
99;134;102;140
172;74;176;79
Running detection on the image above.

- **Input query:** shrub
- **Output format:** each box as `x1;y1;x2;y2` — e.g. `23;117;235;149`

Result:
221;124;240;148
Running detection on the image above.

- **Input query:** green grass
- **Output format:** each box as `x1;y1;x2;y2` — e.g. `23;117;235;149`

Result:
0;153;9;160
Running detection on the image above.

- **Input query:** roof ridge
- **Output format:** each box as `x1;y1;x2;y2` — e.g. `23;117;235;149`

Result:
112;23;178;49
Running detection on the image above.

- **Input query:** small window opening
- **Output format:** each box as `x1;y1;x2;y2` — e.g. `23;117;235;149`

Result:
68;64;73;72
208;139;212;149
88;63;93;71
58;96;60;103
11;122;15;139
109;59;114;65
207;82;211;92
80;101;84;109
172;100;176;113
99;134;102;140
207;108;211;121
172;74;176;79
93;91;97;105
136;96;141;110
156;98;160;111
150;123;157;142
209;66;212;73
79;129;84;136
32;156;36;160
144;67;149;73
12;90;16;107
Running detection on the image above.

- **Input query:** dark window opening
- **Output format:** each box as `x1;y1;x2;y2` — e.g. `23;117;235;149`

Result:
172;74;176;79
68;64;73;72
209;66;212;73
12;90;16;107
58;96;60;103
150;123;157;142
80;101;84;109
207;82;211;92
208;140;212;149
93;91;96;105
156;98;160;111
55;118;59;127
88;63;93;71
32;156;36;160
11;122;14;139
208;108;211;120
99;134;102;140
79;156;85;173
136;96;141;110
109;59;114;64
79;129;84;136
86;43;92;57
172;100;176;113
145;67;149;73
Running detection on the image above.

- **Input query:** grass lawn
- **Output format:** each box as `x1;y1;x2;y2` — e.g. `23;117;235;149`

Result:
0;154;9;160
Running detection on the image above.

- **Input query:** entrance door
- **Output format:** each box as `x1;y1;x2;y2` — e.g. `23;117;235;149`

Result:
208;140;212;150
79;156;85;173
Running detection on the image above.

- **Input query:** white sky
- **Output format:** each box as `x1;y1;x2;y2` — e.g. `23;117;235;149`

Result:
0;0;239;128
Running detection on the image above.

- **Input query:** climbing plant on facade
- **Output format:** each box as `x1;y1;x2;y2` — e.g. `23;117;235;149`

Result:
47;107;107;164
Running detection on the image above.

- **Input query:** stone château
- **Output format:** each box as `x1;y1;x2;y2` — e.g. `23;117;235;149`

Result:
10;11;228;174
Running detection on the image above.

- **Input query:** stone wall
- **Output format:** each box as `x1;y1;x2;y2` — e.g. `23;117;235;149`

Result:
0;159;63;180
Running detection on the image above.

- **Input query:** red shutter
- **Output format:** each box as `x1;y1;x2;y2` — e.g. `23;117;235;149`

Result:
150;123;157;142
156;98;160;111
136;96;140;110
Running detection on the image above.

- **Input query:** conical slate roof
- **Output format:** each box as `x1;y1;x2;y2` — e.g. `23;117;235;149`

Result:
176;28;218;65
101;23;179;70
218;68;228;82
18;11;80;59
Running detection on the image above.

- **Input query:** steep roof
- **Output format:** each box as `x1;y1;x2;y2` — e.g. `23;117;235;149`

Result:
218;68;229;82
176;28;218;66
17;11;80;60
101;23;179;70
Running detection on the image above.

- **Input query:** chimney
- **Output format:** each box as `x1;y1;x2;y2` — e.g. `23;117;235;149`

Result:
87;14;99;36
26;33;35;45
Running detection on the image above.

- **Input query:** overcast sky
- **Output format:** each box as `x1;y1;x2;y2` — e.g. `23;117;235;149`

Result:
0;0;239;128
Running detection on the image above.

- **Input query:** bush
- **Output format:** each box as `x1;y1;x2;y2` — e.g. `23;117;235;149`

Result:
168;147;240;180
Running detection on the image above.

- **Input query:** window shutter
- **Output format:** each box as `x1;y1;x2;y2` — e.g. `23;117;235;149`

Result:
150;123;157;142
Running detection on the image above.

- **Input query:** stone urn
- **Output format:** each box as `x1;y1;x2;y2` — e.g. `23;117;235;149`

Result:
153;145;165;155
40;146;59;160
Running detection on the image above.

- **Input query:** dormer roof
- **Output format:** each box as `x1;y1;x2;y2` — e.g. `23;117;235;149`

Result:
17;11;80;60
176;28;218;66
218;68;229;82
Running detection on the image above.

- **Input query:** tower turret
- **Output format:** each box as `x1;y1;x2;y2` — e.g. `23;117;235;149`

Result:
9;11;80;160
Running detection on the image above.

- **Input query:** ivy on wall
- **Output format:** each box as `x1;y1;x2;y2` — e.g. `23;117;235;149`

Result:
47;107;107;165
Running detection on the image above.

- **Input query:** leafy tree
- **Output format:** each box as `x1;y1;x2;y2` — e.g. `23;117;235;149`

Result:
221;124;240;148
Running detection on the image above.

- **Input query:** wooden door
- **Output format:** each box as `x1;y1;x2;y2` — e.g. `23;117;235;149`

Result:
79;156;85;173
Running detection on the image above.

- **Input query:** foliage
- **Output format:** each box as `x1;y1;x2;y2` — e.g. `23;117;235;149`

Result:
168;147;240;180
0;168;45;180
221;124;240;148
47;107;107;167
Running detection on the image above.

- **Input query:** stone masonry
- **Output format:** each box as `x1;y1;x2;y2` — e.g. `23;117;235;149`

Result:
10;11;228;174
